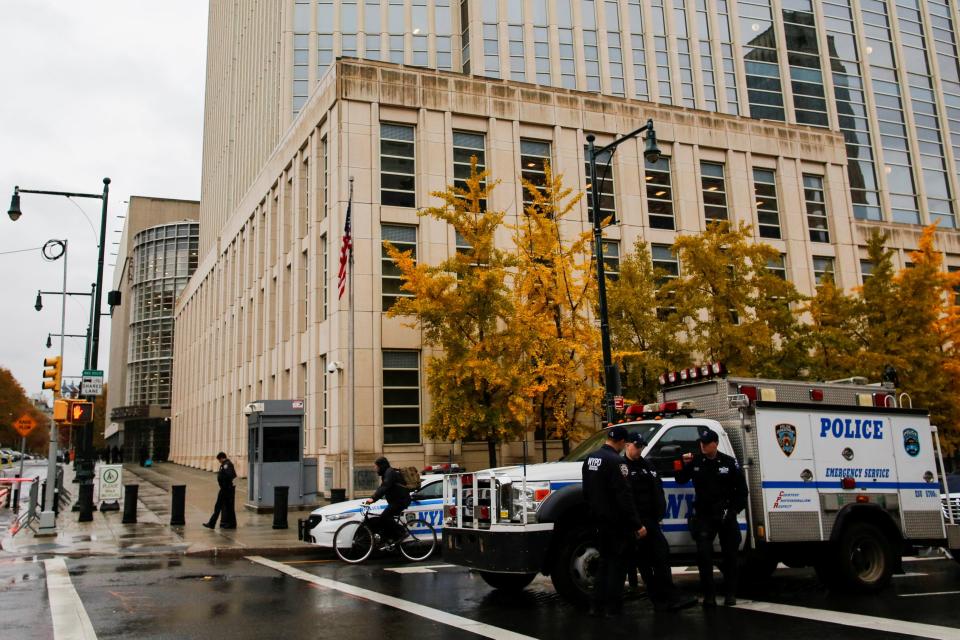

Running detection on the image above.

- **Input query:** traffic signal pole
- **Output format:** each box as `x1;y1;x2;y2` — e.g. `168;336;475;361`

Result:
37;241;68;535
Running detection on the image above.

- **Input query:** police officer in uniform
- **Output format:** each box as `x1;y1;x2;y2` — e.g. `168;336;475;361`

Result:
203;452;237;530
624;432;696;611
581;425;643;616
676;428;747;606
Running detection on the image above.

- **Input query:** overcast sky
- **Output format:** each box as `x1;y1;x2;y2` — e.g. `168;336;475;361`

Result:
0;1;208;399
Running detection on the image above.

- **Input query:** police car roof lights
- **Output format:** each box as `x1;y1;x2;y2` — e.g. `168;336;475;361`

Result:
621;400;701;421
659;362;726;388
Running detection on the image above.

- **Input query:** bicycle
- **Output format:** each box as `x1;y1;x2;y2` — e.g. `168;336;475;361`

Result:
333;504;438;564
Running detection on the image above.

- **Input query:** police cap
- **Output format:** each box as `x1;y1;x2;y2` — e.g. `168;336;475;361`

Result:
625;432;646;447
697;428;719;444
606;425;629;441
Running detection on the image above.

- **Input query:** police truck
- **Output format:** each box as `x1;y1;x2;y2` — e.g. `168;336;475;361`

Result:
441;367;960;603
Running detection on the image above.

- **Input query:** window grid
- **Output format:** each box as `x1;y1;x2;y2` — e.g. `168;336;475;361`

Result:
652;243;679;285
651;0;672;102
739;0;785;121
753;168;781;239
606;0;625;96
535;26;551;85
646;156;675;229
628;0;649;100
804;174;829;243
783;0;829;127
813;255;835;285
602;240;620;280
559;28;577;88
696;0;718;112
382;224;417;310
520;139;552;208
380;123;416;207
768;254;788;280
483;22;500;78
382;350;421;445
717;2;739;114
674;0;696;108
453;131;487;209
700;161;728;222
585;145;616;223
928;1;960;208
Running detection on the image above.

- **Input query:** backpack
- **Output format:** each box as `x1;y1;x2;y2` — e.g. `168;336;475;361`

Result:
397;466;421;491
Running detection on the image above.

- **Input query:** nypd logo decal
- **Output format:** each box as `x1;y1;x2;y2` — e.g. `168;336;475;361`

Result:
775;423;797;457
903;427;920;457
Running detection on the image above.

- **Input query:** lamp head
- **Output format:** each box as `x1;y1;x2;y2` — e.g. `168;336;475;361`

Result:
34;291;43;312
8;187;22;221
643;123;662;164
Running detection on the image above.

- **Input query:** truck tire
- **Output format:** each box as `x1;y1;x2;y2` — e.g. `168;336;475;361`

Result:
740;550;778;584
549;524;598;605
478;571;537;591
832;522;895;593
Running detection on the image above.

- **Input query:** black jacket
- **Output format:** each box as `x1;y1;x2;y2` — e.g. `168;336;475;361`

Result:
581;444;641;529
626;456;666;526
217;459;237;489
372;466;412;507
675;451;747;519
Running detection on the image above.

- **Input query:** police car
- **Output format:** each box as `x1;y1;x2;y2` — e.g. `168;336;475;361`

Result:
298;475;445;547
442;371;960;603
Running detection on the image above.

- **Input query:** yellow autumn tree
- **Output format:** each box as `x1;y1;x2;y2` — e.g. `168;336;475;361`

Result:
667;221;806;377
385;162;529;468
607;239;687;404
512;165;603;456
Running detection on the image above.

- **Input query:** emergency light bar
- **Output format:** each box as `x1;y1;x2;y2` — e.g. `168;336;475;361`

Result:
658;362;726;388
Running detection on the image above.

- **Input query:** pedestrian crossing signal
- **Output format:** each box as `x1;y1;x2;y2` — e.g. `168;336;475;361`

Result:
68;400;94;425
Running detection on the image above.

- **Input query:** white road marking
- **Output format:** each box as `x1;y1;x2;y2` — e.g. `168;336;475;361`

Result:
899;590;960;598
44;557;97;640
734;599;960;640
893;572;929;578
248;556;536;640
385;564;456;574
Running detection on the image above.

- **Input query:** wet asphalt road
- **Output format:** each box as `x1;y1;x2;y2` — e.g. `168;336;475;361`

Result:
3;550;960;639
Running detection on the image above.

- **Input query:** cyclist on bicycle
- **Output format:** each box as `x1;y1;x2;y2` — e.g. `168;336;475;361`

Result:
364;457;411;545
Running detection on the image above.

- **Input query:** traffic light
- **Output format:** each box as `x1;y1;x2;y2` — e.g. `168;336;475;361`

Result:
68;400;94;425
53;398;68;421
42;356;62;395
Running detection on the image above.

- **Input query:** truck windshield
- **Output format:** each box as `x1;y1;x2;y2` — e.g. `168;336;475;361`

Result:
563;423;662;462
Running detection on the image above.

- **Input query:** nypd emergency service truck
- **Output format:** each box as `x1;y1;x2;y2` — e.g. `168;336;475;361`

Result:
441;370;960;603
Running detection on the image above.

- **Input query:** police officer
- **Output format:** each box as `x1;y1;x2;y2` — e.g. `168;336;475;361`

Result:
676;428;747;606
581;425;643;617
624;432;696;611
203;452;237;530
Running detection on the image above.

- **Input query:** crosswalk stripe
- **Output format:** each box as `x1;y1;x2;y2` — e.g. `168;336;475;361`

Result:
734;599;960;640
44;557;97;640
248;556;536;640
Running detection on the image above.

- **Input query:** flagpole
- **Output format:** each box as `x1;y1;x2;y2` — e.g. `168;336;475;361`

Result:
346;177;356;500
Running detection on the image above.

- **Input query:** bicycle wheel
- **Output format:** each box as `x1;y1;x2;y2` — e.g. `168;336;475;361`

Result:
398;518;437;562
333;520;375;564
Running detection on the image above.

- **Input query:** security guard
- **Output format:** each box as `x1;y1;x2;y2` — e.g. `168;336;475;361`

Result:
581;425;643;617
624;432;695;611
676;427;747;606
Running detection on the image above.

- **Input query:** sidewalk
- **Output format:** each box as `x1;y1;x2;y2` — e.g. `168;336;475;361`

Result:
0;461;326;558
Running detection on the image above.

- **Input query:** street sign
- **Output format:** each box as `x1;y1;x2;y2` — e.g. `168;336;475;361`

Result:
12;414;37;437
98;464;123;502
614;395;625;412
81;369;104;396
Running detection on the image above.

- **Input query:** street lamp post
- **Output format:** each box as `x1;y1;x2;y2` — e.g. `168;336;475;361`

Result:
586;120;661;426
8;178;110;522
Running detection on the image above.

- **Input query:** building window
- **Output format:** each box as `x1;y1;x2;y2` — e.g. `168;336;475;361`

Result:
700;162;728;222
483;21;500;78
436;0;452;69
321;234;328;320
382;350;421;444
380;123;415;207
804;174;829;243
767;254;787;280
606;1;624;96
583;29;601;92
651;243;679;283
508;23;526;82
321;136;328;221
534;26;551;85
321;354;328;447
783;0;828;127
651;0;671;102
813;256;835;286
585;145;615;223
293;32;309;115
602;240;620;280
753;168;780;239
739;0;785;121
460;0;471;73
860;259;873;284
645;156;674;230
559;28;576;89
628;0;648;100
453;131;486;188
520;139;552;209
382;224;416;310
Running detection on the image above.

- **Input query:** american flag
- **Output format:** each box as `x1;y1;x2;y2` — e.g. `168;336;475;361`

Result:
338;187;353;299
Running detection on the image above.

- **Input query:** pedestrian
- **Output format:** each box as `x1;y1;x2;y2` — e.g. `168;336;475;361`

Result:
675;427;748;607
580;425;643;617
203;452;237;530
363;457;412;545
624;432;695;612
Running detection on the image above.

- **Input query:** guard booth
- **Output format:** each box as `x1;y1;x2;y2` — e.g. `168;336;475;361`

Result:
245;399;318;511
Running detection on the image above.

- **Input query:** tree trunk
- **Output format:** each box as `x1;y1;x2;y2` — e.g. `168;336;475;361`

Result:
487;436;498;468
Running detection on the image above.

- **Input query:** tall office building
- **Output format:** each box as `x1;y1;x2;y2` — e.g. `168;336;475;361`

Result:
174;1;960;492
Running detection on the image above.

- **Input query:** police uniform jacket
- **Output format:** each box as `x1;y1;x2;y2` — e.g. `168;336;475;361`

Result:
217;459;237;489
626;456;667;526
581;444;642;529
675;452;747;519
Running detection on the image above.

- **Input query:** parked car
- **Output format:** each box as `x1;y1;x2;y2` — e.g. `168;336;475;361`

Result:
299;475;445;547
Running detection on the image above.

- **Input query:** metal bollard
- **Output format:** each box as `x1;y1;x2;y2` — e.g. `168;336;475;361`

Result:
170;484;186;526
273;486;289;530
122;484;139;524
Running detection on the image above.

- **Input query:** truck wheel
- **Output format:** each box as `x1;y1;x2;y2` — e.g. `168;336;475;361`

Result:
550;524;598;605
740;550;778;584
478;571;536;591
833;522;894;592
